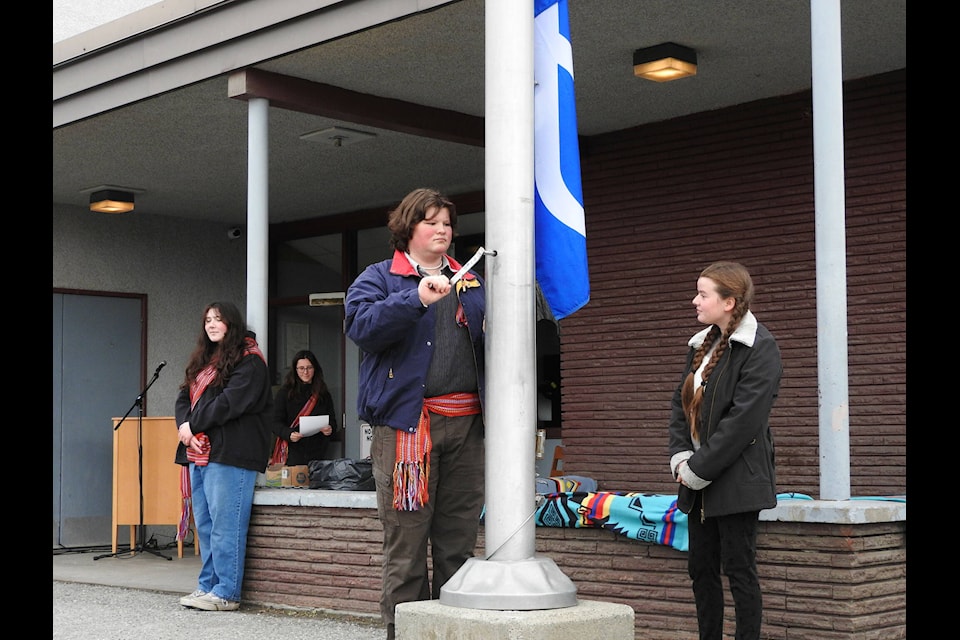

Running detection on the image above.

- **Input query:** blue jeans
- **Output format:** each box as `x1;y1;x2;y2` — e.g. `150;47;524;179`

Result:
190;462;257;602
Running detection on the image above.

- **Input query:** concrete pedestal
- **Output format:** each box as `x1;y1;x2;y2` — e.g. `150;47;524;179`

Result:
395;599;635;639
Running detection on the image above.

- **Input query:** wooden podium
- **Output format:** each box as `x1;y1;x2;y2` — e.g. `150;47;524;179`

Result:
111;416;197;558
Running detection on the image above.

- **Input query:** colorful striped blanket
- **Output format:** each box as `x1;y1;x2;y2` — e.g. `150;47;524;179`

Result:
535;492;689;552
534;491;905;553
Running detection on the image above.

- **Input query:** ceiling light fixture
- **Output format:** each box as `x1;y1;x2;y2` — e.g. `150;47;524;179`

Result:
633;42;698;82
89;189;136;214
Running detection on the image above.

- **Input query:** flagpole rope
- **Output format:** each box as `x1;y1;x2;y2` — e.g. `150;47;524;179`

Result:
483;494;545;561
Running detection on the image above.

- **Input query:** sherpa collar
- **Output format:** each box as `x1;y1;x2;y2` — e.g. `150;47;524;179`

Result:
688;310;758;349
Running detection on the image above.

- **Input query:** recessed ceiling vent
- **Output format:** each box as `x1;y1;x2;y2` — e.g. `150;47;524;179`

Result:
300;126;376;147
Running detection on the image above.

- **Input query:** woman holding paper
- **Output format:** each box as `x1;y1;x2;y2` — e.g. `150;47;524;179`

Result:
270;350;339;466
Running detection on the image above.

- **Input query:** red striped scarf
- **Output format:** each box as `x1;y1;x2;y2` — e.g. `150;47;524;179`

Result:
178;337;266;540
185;337;266;466
185;363;218;466
269;392;318;465
392;392;481;511
177;464;192;541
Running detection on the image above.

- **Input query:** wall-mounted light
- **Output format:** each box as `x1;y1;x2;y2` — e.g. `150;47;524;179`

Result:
633;42;698;82
89;188;136;213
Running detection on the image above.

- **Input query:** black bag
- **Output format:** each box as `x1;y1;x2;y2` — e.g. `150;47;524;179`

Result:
308;458;375;491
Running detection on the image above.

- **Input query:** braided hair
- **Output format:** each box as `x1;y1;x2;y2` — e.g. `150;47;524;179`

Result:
680;262;754;440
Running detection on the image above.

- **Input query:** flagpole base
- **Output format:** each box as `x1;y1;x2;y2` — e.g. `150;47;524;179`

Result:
439;556;577;610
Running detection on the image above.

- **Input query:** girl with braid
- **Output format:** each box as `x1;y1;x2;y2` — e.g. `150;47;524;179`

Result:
667;262;782;640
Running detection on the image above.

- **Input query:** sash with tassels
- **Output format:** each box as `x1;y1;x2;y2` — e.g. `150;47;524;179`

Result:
178;337;266;541
393;392;481;511
269;392;318;465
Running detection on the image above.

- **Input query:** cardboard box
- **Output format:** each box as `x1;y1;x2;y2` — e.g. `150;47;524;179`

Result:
264;464;284;487
263;464;310;488
282;464;310;488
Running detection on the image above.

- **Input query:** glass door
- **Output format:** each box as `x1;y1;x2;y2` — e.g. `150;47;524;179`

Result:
272;234;351;459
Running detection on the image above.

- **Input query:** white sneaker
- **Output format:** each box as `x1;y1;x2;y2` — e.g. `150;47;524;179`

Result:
179;589;206;608
190;592;240;611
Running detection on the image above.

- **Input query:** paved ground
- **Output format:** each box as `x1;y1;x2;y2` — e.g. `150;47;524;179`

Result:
53;545;386;640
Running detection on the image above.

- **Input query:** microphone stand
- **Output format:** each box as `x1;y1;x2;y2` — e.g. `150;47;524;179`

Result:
95;363;171;561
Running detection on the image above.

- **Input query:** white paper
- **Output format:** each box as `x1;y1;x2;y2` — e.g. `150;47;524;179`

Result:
298;415;329;437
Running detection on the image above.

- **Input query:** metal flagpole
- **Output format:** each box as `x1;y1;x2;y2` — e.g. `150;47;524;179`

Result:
440;0;576;609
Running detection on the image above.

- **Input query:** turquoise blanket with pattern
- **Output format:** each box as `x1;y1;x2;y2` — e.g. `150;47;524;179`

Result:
533;491;893;552
535;492;689;551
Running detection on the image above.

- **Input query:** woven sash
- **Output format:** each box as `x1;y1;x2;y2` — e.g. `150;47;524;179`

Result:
177;465;192;541
392;392;481;511
270;393;318;465
185;363;217;466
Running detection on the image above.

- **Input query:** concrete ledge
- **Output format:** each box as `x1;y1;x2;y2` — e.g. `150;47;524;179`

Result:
253;487;376;509
253;488;907;525
761;496;906;524
395;599;635;640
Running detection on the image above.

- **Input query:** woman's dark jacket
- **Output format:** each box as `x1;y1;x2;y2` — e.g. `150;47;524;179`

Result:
174;345;274;472
271;382;339;466
667;311;782;519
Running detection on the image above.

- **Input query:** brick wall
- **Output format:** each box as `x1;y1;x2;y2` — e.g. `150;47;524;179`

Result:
558;70;906;498
244;505;383;609
243;504;906;639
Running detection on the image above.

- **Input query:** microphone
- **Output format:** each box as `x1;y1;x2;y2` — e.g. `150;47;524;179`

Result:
155;361;167;375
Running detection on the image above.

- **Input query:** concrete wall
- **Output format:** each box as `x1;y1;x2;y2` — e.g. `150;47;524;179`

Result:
53;204;247;420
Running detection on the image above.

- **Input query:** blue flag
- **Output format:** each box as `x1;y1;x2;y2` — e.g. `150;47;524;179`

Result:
534;0;588;320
